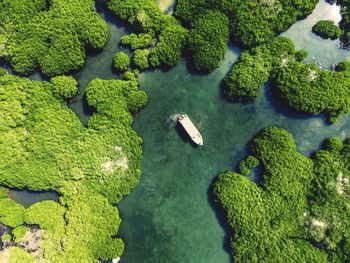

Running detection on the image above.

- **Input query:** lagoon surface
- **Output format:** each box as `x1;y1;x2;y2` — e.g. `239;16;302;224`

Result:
12;1;350;262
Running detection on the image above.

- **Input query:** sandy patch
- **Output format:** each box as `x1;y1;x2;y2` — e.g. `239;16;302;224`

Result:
312;219;326;228
156;0;176;14
281;57;288;67
336;172;349;194
102;157;129;173
308;69;317;81
19;229;45;256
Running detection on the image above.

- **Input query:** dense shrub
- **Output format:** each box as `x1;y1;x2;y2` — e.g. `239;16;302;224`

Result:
113;51;130;72
0;73;148;262
0;0;108;76
225;34;350;122
133;49;149;70
224;37;296;101
273;61;350;123
215;127;350;262
12;226;29;243
120;33;153;50
107;0;188;69
50;75;78;100
312;20;342;40
187;10;229;72
238;155;259;175
335;60;350;71
295;49;309;62
176;0;318;48
324;137;344;151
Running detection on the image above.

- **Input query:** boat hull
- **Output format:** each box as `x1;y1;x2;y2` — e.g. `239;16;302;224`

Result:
178;115;203;146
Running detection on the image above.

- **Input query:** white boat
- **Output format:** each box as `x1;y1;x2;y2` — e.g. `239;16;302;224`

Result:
178;114;203;146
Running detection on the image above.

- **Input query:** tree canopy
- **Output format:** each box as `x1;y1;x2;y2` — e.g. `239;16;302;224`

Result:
0;0;108;76
312;20;342;40
107;0;188;69
215;127;350;262
0;73;147;262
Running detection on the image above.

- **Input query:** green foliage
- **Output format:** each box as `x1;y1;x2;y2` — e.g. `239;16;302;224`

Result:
334;0;350;46
2;233;11;242
225;37;296;101
273;60;350;123
51;76;78;100
121;33;153;50
312;20;342;40
113;51;130;72
239;155;259;175
187;10;229;72
215;127;350;262
0;68;7;76
224;33;350;122
12;226;29;243
335;60;350;71
324;137;344;151
295;49;308;62
0;73;148;262
133;49;149;70
148;16;188;68
107;0;188;68
8;247;39;263
176;0;318;48
0;189;25;228
0;0;108;76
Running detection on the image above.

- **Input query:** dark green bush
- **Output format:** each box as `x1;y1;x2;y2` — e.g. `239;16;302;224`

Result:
176;0;318;48
187;10;229;72
295;50;309;62
107;0;188;68
114;51;130;72
238;155;259;175
215;127;350;262
133;49;149;70
273;61;350;123
324;137;344;151
224;37;296;101
0;73;148;261
121;33;153;50
0;0;108;76
312;20;342;40
335;61;350;71
51;75;78;100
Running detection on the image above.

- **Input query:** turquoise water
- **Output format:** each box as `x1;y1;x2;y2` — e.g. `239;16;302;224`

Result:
10;1;350;262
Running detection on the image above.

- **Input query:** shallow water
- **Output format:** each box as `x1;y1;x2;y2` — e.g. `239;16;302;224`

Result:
9;1;350;262
9;190;59;208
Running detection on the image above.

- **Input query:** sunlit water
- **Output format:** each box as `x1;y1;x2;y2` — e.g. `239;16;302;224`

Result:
9;1;350;262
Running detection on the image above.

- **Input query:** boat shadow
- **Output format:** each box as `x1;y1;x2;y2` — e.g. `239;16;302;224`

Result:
174;122;200;148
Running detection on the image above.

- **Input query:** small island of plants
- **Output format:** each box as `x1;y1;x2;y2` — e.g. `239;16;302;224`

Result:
0;71;147;262
215;127;350;262
312;20;342;40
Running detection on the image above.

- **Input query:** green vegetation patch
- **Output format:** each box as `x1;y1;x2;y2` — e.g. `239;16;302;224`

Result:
312;20;342;40
133;49;149;70
215;127;350;262
224;37;298;101
224;34;350;123
187;10;229;72
176;0;318;48
107;0;188;69
0;73;147;262
273;61;350;123
0;0;108;76
114;51;130;72
12;226;29;243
